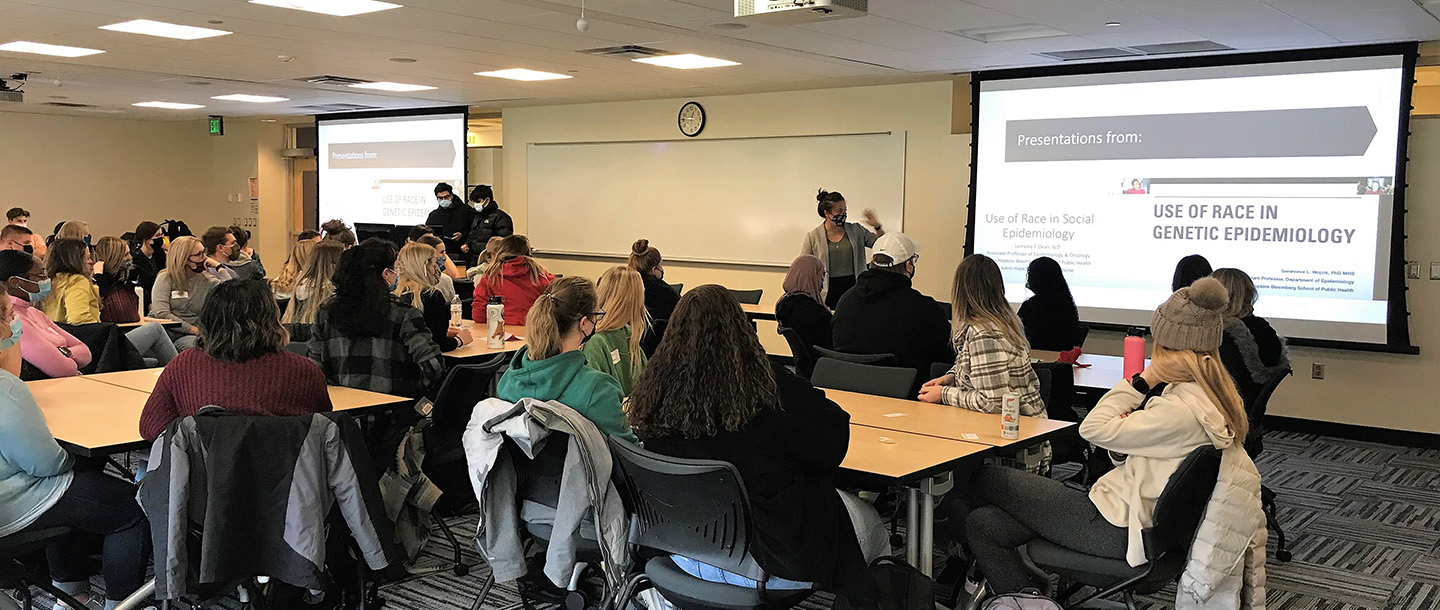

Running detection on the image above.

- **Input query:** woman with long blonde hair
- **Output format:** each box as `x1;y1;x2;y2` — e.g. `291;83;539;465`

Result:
963;278;1265;605
393;242;471;351
151;235;229;350
582;266;648;395
471;234;553;326
273;239;317;300
284;240;344;340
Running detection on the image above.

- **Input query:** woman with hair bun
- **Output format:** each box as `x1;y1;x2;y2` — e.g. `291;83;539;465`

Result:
627;239;679;323
800;189;885;308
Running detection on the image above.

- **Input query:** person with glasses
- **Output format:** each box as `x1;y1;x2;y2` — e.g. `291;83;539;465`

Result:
151;236;233;350
0;250;91;378
496;276;638;443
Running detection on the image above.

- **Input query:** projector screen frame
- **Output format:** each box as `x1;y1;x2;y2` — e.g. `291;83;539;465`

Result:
964;43;1419;355
311;105;470;231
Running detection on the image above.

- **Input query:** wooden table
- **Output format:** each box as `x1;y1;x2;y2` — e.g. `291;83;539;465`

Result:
739;303;775;321
445;325;526;360
827;388;1077;448
117;318;181;329
840;425;990;575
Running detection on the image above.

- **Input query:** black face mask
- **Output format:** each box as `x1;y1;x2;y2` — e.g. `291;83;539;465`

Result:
580;319;596;344
152;238;165;251
831;213;847;226
21;244;32;255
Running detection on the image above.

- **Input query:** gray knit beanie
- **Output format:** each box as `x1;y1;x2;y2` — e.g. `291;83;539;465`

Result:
1151;277;1228;351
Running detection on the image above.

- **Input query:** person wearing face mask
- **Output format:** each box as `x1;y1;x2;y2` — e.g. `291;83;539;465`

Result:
129;221;167;313
151;236;232;351
0;224;36;255
424;183;476;262
199;226;241;281
495;276;637;443
465;185;513;264
0;250;91;378
307;238;446;399
831;233;953;395
5;208;46;259
221;225;266;281
801;189;886;309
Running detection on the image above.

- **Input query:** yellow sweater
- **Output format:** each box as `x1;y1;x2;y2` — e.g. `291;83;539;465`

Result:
39;273;100;325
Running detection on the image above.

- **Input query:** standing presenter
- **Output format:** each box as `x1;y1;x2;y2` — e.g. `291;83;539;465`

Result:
801;189;886;308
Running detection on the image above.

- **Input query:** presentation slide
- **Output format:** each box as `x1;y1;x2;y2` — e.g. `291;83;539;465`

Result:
317;111;466;227
973;54;1406;345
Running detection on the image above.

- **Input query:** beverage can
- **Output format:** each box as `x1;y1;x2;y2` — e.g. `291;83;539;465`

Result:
486;296;505;348
1000;391;1020;440
134;286;146;320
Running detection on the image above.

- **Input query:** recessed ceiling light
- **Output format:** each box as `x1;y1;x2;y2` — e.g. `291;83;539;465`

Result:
1104;21;1122;27
212;94;290;103
632;54;740;70
349;81;436;92
711;22;747;30
249;0;402;17
133;101;205;109
387;57;417;63
0;41;105;57
475;68;572;81
99;19;232;40
261;119;278;122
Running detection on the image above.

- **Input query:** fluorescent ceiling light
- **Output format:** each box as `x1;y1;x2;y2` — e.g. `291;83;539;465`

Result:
0;41;105;57
133;101;205;109
348;81;436;92
475;68;572;81
212;94;290;103
249;0;402;17
632;54;740;69
99;19;231;40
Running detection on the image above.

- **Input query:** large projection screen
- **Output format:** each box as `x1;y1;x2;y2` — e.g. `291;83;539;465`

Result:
317;107;467;227
968;44;1417;352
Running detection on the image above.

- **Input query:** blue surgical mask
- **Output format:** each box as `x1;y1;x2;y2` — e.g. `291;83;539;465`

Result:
438;198;452;208
0;318;21;350
18;278;50;304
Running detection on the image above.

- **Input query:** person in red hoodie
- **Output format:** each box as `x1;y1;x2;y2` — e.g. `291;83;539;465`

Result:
472;234;555;326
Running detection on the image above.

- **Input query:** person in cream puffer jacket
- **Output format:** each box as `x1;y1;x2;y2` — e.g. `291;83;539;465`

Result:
966;278;1265;610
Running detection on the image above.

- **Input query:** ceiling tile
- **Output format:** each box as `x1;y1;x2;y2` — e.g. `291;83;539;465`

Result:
867;0;1025;32
1144;2;1337;46
797;16;975;50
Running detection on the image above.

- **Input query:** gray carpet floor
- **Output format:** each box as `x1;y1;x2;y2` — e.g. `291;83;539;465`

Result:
8;430;1438;609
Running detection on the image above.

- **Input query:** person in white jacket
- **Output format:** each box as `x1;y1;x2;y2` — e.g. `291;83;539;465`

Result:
965;278;1266;609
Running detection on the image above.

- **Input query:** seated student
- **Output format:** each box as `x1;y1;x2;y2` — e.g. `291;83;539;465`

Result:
1172;253;1212;292
94;237;181;365
582;267;648;395
1016;256;1084;351
628;239;679;323
282;240;344;342
199;226;241;282
4;207;45;258
55;220;90;246
39;238;100;325
394;242;472;352
139;280;333;440
223;225;265;281
0;250;91;378
965;278;1265;602
775;254;833;351
272;238;316;301
298;229;322;242
831;232;953;390
1;295;152;609
496;276;637;443
151;235;232;350
0;224;37;255
627;285;886;595
415;234;460;299
308;238;446;398
1212;268;1289;454
51;237;179;367
472;234;553;326
407;224;434;243
467;236;505;281
129;221;166;312
322;219;357;249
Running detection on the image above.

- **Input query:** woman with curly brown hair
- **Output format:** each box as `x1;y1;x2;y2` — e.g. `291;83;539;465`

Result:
627;285;885;597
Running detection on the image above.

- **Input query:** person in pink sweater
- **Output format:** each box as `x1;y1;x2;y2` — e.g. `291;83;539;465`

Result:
0;251;90;378
140;279;332;441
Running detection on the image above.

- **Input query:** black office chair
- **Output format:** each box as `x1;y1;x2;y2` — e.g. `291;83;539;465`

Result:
426;355;510;511
1246;370;1292;562
1031;362;1088;475
727;289;763;305
668;282;684;295
813;346;898;368
1028;446;1222;610
811;357;917;400
1;527;90;610
608;439;815;610
776;327;817;379
930;361;952;381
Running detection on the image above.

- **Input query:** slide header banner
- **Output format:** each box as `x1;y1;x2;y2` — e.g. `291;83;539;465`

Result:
1005;107;1378;162
328;140;456;169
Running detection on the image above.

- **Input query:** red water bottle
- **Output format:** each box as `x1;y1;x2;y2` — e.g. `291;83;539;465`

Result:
1123;328;1146;380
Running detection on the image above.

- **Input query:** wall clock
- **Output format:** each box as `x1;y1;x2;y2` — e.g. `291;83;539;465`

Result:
678;101;705;137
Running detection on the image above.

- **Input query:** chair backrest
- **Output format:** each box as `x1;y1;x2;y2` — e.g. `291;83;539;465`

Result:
777;326;817;379
431;354;510;431
930;361;952;381
607;438;768;581
814;346;898;367
1142;446;1222;562
1250;369;1290;420
668;282;684;295
812;357;918;399
728;288;763;305
1030;362;1078;422
285;341;308;355
1032;365;1053;406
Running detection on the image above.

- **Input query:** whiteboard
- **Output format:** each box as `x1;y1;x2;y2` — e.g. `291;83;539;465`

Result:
526;132;906;266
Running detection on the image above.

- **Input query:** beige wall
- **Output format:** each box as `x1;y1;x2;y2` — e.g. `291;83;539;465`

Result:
503;80;1440;435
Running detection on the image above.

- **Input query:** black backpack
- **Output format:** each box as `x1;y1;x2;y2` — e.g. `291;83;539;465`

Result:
160;219;192;240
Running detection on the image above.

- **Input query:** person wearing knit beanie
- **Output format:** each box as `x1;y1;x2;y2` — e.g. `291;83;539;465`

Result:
1150;277;1229;352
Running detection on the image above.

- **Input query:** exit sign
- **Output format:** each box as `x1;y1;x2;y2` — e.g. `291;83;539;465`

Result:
208;115;224;136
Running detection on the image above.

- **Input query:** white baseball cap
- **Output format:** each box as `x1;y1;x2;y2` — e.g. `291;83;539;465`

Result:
871;232;920;267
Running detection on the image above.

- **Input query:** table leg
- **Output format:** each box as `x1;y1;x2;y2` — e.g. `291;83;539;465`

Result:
919;477;938;577
906;487;920;567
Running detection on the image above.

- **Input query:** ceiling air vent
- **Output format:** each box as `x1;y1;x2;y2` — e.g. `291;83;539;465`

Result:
294;103;383;112
577;45;667;59
1036;47;1143;61
295;75;370;86
1128;41;1234;55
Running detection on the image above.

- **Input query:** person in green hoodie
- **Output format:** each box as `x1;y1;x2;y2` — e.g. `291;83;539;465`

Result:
497;276;639;444
583;266;648;395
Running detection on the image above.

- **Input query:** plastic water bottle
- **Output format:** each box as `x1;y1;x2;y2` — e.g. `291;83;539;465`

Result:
449;295;462;328
1123;327;1146;380
486;296;505;349
134;286;145;320
1000;391;1020;440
